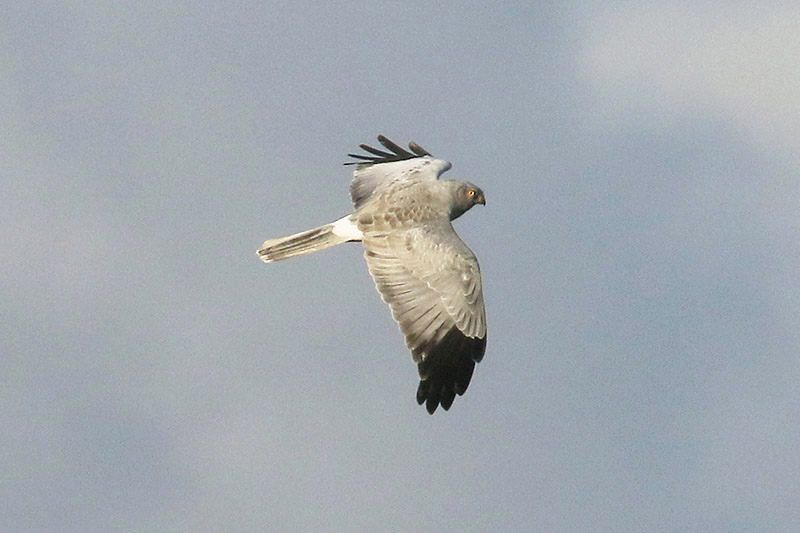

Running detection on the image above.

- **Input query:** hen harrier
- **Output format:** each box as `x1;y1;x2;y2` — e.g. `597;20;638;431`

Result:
257;135;486;414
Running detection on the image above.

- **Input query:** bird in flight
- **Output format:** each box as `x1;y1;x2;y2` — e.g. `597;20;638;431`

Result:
257;135;487;414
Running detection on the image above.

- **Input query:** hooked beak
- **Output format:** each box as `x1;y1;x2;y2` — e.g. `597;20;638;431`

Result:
477;193;486;206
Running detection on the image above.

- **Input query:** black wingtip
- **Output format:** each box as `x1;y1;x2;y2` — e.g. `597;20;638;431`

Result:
345;135;433;166
377;135;413;158
358;143;394;158
414;327;486;414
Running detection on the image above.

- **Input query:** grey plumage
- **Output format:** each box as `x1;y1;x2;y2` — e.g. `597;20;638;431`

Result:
257;225;343;262
257;135;487;414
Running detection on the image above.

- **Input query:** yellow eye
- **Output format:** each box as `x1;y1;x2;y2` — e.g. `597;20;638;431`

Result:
467;189;475;197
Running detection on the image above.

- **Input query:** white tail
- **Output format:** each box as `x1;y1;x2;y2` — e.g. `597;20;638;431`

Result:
257;215;361;263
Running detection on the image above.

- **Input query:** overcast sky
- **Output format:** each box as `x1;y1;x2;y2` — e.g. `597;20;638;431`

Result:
3;2;799;531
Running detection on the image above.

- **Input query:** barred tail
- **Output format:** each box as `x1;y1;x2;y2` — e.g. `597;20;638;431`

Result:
257;216;360;263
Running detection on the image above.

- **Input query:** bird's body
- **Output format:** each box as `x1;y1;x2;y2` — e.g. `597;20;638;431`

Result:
258;136;486;414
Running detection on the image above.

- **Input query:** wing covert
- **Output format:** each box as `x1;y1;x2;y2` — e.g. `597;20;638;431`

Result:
347;135;451;209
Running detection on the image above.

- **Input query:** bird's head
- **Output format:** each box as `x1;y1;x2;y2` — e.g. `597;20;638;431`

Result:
450;181;486;219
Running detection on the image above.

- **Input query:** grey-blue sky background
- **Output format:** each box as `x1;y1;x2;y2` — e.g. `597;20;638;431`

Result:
3;2;799;531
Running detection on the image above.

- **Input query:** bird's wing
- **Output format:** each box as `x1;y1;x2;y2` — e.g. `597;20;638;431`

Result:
361;220;486;414
347;135;451;209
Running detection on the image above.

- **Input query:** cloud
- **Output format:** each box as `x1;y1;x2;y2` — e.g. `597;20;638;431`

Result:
578;5;800;164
